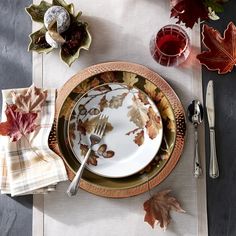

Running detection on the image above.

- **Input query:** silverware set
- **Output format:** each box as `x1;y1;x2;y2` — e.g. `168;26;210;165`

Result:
188;80;219;179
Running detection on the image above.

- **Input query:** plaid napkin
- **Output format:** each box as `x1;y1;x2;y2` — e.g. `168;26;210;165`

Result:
0;86;68;196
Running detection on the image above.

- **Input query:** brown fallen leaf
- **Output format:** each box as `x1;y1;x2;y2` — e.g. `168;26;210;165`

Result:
12;85;47;113
143;189;185;230
0;104;38;142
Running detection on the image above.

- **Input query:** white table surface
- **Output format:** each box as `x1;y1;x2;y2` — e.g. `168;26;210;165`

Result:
32;0;208;235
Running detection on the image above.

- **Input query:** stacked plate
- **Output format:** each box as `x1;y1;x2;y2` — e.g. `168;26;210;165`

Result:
54;62;186;198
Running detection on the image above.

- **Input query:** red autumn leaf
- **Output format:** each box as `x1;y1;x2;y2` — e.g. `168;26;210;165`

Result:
170;0;208;29
144;189;185;229
197;22;236;74
0;104;38;142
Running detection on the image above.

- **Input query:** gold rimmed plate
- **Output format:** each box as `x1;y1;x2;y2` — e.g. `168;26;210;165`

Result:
53;62;186;198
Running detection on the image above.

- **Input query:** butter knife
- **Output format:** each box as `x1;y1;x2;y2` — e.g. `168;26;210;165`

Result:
206;80;219;178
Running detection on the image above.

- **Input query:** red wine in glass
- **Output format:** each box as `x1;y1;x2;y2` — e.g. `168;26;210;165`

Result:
150;25;190;67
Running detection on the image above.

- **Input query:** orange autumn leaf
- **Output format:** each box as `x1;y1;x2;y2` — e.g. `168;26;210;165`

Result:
144;189;185;229
145;106;162;139
0;104;38;142
197;22;236;74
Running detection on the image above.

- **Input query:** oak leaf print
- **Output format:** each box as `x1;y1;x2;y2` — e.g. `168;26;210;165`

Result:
98;95;108;112
144;189;185;229
109;93;127;109
197;22;236;74
134;130;144;146
12;85;47;113
144;80;157;98
0;104;38;142
127;97;149;128
122;72;138;87
100;72;116;83
80;143;99;166
138;91;149;105
145;106;162;139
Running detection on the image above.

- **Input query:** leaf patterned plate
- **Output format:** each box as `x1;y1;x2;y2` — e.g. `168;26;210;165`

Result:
54;62;186;198
68;83;163;178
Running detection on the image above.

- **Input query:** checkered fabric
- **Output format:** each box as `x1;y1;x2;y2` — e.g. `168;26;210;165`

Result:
0;87;68;196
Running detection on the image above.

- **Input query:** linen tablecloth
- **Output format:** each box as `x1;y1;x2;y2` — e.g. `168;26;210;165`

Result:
32;0;208;235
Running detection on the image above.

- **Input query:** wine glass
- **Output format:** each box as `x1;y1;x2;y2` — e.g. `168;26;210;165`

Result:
150;24;190;67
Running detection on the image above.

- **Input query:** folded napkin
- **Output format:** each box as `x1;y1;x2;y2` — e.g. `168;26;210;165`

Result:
0;85;68;196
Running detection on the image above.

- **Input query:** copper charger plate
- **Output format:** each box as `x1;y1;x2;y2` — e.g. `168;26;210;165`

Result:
49;62;186;198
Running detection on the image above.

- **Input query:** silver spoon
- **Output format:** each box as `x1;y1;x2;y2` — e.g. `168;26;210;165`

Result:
187;100;204;178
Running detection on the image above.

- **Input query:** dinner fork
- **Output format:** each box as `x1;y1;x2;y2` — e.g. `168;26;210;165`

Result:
67;114;108;196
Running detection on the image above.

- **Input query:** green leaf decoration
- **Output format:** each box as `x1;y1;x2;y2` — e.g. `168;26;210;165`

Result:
60;22;92;66
25;1;52;23
28;27;53;54
26;0;91;66
52;0;74;15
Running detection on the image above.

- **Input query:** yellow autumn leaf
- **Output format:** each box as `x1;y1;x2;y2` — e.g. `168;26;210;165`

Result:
60;97;76;119
144;80;157;98
73;78;100;94
158;96;174;121
122;72;138;87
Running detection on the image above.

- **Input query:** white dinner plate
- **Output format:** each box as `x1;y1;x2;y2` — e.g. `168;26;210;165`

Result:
68;83;163;178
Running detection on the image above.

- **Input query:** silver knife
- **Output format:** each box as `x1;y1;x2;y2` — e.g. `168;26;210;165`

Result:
206;80;219;178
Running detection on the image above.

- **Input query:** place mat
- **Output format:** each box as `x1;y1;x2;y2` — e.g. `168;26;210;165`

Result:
32;0;208;235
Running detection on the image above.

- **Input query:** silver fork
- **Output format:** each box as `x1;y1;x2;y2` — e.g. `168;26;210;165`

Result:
67;114;108;196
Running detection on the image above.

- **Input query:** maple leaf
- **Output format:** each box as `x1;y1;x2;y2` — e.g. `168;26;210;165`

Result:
143;189;185;229
145;106;162;139
0;104;38;142
197;22;236;74
170;0;209;29
12;85;47;113
144;80;157;98
100;72;117;83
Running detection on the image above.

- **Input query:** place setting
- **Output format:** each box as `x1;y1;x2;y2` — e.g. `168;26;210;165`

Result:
0;0;233;235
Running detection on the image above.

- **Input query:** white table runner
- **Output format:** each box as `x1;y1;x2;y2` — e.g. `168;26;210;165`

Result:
32;0;208;235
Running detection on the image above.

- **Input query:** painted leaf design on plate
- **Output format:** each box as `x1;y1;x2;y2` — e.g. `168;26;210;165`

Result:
134;130;144;146
12;85;47;113
122;72;138;87
99;95;108;112
144;189;185;229
100;72;117;83
144;80;157;98
94;85;112;92
138;91;149;105
69;122;76;142
83;116;113;134
128;97;149;128
0;104;38;142
167;120;175;132
80;143;99;166
145;106;162;139
158;96;174;121
77;119;86;135
60;97;76;118
88;108;100;115
109;92;128;109
73;78;100;94
197;22;236;74
78;104;87;115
